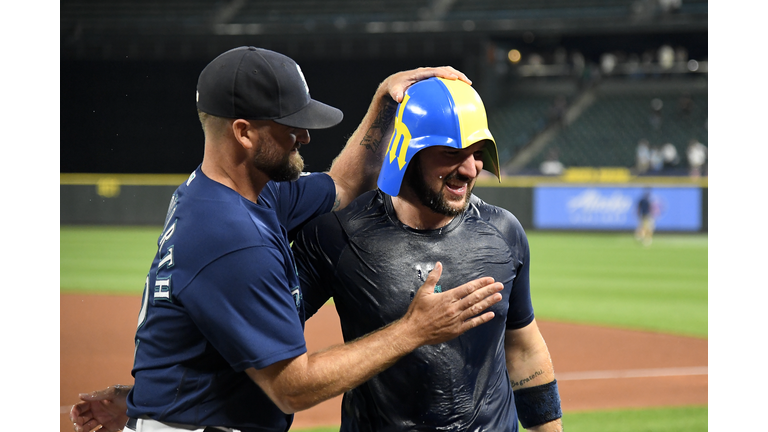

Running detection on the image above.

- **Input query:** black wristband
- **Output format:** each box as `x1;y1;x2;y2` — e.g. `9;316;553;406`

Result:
513;379;562;428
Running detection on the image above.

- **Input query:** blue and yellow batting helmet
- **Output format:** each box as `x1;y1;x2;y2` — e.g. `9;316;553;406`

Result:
376;77;500;196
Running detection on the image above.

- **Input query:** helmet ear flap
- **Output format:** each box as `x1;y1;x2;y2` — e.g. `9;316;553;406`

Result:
480;139;501;179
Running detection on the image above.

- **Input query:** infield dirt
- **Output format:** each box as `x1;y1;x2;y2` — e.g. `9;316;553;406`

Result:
60;294;707;431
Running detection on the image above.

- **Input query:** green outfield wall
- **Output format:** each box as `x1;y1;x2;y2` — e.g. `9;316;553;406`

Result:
60;174;707;232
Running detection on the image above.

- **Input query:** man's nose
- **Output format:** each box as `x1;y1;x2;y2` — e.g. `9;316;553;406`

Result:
297;128;310;145
457;154;479;179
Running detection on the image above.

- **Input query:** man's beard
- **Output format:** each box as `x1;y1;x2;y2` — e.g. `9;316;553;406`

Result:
253;137;304;182
404;156;473;217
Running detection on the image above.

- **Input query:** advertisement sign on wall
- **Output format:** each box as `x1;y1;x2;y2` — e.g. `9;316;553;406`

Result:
533;186;701;231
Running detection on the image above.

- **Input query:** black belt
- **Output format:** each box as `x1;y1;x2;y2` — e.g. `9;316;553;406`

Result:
126;417;229;431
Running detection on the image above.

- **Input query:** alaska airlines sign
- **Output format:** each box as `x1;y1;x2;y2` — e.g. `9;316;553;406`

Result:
533;186;701;231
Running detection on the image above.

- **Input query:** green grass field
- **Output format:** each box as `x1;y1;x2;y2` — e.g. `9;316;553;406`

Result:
527;232;707;338
60;226;160;294
60;226;708;430
290;406;708;432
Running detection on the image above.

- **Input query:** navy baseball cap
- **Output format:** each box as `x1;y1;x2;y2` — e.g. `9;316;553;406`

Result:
196;46;343;129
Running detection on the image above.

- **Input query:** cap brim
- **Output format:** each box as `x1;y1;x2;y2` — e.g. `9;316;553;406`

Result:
273;99;343;130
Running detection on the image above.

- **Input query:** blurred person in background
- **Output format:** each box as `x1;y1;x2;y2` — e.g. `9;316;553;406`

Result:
649;145;664;173
661;142;680;171
540;148;565;176
657;44;675;71
686;138;707;177
636;139;651;174
635;189;656;246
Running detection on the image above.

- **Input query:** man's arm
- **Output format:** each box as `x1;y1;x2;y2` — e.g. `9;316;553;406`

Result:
70;263;502;428
327;67;471;210
70;385;131;432
505;320;563;432
247;262;502;413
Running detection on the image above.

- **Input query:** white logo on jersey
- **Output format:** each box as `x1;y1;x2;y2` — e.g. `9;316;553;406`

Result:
186;171;197;186
291;287;302;308
415;264;441;293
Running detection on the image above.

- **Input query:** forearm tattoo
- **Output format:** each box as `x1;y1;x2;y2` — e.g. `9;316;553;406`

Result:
359;100;397;153
510;369;545;389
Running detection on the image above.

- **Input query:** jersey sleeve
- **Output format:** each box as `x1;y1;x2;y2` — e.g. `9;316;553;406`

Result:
506;231;534;329
268;172;336;241
179;246;308;371
491;208;535;330
293;213;346;320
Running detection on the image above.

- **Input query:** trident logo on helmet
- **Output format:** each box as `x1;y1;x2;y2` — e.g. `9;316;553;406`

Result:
377;77;501;197
387;93;412;170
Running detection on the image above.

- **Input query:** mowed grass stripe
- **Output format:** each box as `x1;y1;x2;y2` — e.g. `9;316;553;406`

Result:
60;226;161;294
527;232;707;338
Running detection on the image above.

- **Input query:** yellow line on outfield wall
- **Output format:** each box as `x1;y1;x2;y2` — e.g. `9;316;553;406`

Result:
60;173;191;186
475;175;708;188
60;173;707;188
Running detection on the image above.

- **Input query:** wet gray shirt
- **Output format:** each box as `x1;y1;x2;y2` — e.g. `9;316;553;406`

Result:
294;190;534;432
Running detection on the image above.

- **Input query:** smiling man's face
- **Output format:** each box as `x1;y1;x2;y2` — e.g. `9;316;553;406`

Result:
403;141;487;217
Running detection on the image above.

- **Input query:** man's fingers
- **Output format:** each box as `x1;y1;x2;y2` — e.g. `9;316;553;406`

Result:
389;66;472;102
458;286;503;321
415;262;443;294
79;392;100;401
435;66;472;84
70;409;90;432
460;310;497;331
70;402;89;422
83;418;101;431
412;66;471;85
448;276;498;300
425;262;442;286
79;387;114;401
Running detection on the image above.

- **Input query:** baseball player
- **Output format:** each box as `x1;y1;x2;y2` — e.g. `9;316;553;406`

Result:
293;77;563;431
635;188;656;246
69;47;504;432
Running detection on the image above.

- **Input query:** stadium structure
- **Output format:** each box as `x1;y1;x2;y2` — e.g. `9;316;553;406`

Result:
60;0;707;231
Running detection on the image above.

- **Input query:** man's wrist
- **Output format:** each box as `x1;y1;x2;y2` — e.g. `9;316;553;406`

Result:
514;380;562;429
386;318;422;355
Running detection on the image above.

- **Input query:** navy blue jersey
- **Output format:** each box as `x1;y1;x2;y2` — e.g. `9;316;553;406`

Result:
127;167;335;432
638;195;651;216
293;190;534;432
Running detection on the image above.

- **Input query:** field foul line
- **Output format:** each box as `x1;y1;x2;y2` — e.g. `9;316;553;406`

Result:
59;367;708;414
556;366;708;381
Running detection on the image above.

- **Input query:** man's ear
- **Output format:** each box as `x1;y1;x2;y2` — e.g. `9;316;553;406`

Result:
232;119;256;150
